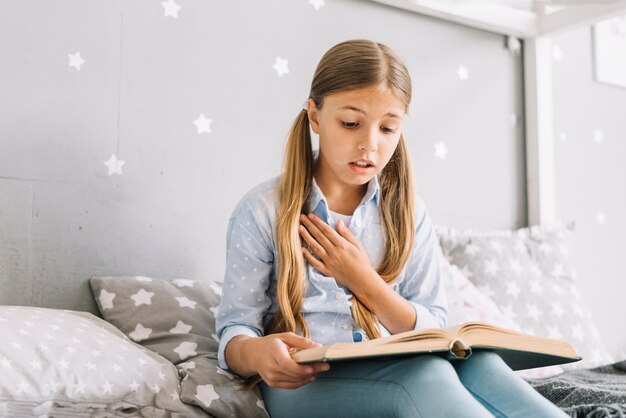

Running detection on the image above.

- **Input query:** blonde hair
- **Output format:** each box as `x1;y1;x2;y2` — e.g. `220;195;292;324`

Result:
266;39;416;341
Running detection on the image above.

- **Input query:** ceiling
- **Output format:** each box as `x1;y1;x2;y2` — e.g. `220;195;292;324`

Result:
369;0;626;38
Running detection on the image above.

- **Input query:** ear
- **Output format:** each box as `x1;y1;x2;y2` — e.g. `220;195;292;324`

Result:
307;99;320;134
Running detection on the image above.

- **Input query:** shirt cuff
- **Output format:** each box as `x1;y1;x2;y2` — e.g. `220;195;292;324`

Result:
411;301;446;330
217;325;261;371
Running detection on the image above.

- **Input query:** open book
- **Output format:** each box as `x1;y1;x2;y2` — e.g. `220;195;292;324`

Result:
292;321;582;371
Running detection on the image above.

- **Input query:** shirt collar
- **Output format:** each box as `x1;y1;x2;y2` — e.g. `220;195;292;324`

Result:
307;149;380;222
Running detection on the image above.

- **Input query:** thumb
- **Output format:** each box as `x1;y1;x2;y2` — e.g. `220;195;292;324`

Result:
281;333;322;350
338;220;357;243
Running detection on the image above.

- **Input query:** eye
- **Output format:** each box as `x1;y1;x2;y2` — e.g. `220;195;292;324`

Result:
341;121;358;129
382;127;396;134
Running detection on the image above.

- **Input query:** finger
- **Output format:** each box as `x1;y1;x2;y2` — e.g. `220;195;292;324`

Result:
299;223;327;259
302;247;331;276
301;214;336;250
281;332;322;350
337;220;361;248
269;376;316;389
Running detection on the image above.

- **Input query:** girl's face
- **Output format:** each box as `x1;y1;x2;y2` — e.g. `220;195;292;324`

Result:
307;85;406;188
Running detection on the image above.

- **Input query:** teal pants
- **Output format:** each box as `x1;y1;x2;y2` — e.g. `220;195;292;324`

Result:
260;351;568;418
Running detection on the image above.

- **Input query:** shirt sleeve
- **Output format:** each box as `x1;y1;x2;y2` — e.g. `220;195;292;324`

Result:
216;200;274;371
398;198;449;330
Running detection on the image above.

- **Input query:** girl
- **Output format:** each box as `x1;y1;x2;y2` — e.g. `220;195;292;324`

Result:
216;39;567;418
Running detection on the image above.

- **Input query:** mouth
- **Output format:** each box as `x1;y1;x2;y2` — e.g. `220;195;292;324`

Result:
350;159;375;168
349;160;375;174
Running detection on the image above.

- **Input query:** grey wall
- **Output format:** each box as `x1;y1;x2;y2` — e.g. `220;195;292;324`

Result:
551;24;626;360
0;3;523;323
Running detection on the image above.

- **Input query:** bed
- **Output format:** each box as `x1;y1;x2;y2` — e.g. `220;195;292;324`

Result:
1;221;624;417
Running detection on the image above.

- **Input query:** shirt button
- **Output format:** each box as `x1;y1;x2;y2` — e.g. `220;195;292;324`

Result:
341;324;349;331
352;332;363;342
335;291;345;300
355;219;362;227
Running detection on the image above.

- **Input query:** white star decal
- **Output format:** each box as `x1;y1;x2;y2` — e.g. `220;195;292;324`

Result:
1;357;12;369
68;52;85;70
551;302;565;318
527;303;542;321
457;65;469;80
508;258;522;275
104;154;125;176
129;323;152;342
101;381;113;394
175;296;197;309
130;288;154;306
273;56;290;77
592;128;604;144
434;141;448;160
169;320;192;334
86;361;97;371
17;380;32;394
162;0;181;18
173;341;198;360
551;263;565;279
505;281;520;298
193;113;212;134
308;0;325;10
73;381;87;394
172;279;195;288
98;289;116;310
179;361;195;371
195;384;220;407
57;359;69;370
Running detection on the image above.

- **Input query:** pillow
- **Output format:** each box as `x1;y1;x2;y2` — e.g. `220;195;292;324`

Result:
435;222;613;372
89;275;222;365
440;255;565;379
177;355;269;418
90;275;268;417
0;305;206;417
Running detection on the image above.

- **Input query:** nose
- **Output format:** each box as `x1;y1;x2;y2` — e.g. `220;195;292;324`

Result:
358;127;378;152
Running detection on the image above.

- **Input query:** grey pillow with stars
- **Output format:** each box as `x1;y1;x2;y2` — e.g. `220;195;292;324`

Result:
177;355;269;418
434;222;613;371
0;305;208;417
89;275;222;365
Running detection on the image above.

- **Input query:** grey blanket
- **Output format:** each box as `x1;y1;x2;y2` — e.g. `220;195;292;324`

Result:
524;361;626;418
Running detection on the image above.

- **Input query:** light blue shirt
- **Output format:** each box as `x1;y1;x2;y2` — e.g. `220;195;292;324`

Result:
216;167;448;371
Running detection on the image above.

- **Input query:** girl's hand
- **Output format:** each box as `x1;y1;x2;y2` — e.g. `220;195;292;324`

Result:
247;332;330;389
299;213;375;290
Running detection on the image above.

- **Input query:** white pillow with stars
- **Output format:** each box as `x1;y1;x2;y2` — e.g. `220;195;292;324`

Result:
435;221;614;372
0;306;207;417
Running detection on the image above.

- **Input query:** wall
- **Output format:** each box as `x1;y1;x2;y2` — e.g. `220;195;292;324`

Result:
551;22;626;359
0;2;524;319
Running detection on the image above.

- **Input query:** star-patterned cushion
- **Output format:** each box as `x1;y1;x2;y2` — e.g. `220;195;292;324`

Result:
90;275;268;417
435;222;614;372
0;306;207;417
178;356;269;418
89;275;222;366
440;255;565;379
